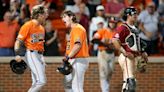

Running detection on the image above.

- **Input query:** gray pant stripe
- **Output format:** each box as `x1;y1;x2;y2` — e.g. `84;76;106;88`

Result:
29;52;40;82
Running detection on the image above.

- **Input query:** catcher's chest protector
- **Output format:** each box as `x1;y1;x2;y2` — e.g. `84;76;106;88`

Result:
123;23;146;52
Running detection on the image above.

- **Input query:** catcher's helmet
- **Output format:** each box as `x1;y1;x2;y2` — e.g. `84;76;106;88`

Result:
122;7;137;20
10;59;27;74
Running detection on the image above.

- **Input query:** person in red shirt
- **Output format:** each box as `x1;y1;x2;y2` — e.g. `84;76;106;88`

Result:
0;11;19;56
112;7;148;92
105;0;125;17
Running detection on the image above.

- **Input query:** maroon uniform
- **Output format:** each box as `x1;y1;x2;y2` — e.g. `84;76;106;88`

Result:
112;7;148;92
114;23;141;54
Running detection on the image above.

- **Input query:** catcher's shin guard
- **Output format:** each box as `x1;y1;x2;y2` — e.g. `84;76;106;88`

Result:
127;78;136;92
123;78;136;92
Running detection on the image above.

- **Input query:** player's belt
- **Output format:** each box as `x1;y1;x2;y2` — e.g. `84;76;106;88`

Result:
99;49;114;54
30;50;43;54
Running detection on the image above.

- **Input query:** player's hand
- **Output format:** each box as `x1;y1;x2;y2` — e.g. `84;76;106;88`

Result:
141;52;148;62
62;56;70;63
123;52;134;59
45;40;51;46
15;55;22;62
106;43;115;50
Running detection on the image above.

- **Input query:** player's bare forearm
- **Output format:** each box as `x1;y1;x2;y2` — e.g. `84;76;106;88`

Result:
112;39;123;52
68;43;81;58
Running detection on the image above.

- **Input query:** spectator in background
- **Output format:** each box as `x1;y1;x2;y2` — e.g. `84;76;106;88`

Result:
86;0;101;18
0;0;10;21
89;5;108;41
65;0;90;17
10;0;21;21
124;0;151;13
138;2;160;55
26;0;50;11
105;0;125;18
89;5;108;56
65;0;75;5
76;3;90;41
44;20;60;56
18;3;31;26
0;11;20;56
10;0;31;26
158;0;164;49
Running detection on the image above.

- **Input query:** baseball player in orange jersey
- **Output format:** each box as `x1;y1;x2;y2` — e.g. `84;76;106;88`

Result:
92;16;118;92
14;5;48;92
61;10;89;92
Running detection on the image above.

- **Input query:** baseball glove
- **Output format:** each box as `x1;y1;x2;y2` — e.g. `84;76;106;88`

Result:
57;61;73;75
136;56;148;73
10;59;27;74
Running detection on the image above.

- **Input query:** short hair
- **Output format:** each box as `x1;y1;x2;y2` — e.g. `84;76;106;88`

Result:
61;10;78;23
31;4;46;19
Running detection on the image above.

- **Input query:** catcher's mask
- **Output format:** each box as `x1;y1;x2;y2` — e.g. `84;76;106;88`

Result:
10;59;27;74
57;61;73;75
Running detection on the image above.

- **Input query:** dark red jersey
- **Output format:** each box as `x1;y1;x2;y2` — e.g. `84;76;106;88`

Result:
114;23;140;53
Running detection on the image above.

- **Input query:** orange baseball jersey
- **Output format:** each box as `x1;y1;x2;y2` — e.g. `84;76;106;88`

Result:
94;28;116;50
66;24;89;58
17;20;45;52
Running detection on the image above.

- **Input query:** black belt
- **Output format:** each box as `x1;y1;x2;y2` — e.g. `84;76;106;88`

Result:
99;49;114;54
30;50;43;54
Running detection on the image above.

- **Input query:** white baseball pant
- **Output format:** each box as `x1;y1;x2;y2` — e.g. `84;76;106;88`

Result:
97;50;115;92
118;53;136;91
63;58;89;92
25;50;46;92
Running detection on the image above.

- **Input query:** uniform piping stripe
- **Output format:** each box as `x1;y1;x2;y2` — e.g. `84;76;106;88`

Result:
75;62;81;92
29;51;40;82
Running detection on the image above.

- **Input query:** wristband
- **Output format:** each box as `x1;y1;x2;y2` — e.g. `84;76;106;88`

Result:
66;56;70;61
15;49;21;56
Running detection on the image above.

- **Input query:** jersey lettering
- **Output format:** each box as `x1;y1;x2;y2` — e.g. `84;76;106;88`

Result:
31;33;44;43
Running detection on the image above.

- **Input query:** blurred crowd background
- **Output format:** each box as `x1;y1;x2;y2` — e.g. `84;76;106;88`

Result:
0;0;163;56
